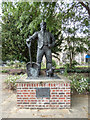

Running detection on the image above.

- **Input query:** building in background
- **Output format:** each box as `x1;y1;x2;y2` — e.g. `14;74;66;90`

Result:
42;52;88;66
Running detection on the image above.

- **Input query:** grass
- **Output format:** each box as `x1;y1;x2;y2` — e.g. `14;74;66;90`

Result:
56;66;63;69
1;65;88;71
56;65;88;69
76;66;88;68
2;65;25;70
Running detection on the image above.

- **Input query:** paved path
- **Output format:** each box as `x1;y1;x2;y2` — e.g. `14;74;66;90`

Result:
0;73;89;118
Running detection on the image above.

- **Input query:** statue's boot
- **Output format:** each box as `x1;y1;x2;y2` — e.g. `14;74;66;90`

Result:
46;62;53;77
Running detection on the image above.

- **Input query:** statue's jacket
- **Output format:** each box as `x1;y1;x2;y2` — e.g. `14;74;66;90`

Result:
29;30;55;49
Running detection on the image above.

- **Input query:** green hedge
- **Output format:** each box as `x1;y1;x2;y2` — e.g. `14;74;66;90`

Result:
67;69;90;73
55;68;90;73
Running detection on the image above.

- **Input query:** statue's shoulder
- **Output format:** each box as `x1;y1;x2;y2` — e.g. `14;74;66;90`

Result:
47;31;52;35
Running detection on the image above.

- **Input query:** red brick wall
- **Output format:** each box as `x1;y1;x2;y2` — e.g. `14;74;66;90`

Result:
17;82;71;109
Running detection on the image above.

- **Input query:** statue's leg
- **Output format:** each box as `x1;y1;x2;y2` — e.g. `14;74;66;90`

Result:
45;47;52;71
37;48;44;75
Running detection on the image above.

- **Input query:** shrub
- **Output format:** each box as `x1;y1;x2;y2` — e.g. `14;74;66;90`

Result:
6;60;26;69
9;60;15;65
6;61;11;66
14;62;22;68
71;60;79;69
69;74;89;94
67;68;90;73
64;60;79;69
5;74;26;90
2;70;9;73
64;63;69;69
52;59;57;67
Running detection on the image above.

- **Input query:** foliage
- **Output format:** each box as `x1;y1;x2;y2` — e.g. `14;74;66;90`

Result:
64;65;68;76
76;66;88;68
64;60;79;70
6;60;26;69
5;74;26;90
79;2;90;16
54;67;90;73
61;1;89;67
13;62;23;68
1;2;39;62
63;61;89;74
7;60;15;66
1;1;89;65
52;59;57;67
67;68;90;73
2;69;9;73
71;60;79;68
69;74;89;94
1;2;62;62
41;62;46;69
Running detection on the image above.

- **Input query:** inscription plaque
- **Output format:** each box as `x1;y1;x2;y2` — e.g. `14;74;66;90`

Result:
36;88;50;98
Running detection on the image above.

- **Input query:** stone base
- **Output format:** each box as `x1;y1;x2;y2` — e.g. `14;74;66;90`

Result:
16;75;71;109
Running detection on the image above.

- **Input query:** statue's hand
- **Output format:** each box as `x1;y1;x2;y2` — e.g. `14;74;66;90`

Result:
26;37;32;42
26;38;30;42
26;38;32;47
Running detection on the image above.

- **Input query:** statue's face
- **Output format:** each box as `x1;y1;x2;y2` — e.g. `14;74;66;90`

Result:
40;22;46;31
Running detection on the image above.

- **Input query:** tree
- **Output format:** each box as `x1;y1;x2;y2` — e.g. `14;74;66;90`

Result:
79;2;90;16
1;2;62;62
1;2;41;62
60;1;89;67
1;1;89;66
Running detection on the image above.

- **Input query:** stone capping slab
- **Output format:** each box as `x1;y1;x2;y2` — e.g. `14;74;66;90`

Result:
16;75;71;83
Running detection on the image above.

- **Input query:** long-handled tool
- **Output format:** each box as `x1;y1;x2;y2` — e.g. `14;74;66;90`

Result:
26;40;39;78
26;41;32;66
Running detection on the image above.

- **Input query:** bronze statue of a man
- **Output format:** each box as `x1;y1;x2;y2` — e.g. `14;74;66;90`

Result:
26;21;55;76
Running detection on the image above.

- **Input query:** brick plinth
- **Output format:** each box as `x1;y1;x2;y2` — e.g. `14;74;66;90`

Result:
16;76;71;109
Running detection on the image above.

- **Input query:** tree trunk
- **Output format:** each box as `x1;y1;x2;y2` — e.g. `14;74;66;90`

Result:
69;52;72;68
70;51;74;68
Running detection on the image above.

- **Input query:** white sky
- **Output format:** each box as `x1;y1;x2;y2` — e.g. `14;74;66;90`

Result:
0;0;2;15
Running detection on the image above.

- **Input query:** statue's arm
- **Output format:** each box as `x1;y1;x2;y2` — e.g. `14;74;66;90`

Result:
50;33;55;47
26;32;38;42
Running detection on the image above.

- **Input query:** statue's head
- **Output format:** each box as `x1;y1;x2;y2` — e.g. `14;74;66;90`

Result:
40;21;46;31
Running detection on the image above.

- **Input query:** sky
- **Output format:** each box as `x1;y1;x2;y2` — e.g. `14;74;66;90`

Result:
0;0;2;15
